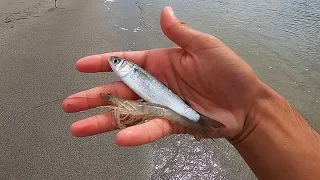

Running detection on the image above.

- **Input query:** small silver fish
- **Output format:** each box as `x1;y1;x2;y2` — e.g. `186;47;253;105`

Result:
108;56;225;129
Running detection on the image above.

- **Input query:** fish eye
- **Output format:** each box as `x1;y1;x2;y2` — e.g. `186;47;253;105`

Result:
113;59;118;64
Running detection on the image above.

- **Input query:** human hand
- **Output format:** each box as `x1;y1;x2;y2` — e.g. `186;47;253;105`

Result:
62;6;264;146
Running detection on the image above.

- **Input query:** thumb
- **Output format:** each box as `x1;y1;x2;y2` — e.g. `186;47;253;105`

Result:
160;6;220;52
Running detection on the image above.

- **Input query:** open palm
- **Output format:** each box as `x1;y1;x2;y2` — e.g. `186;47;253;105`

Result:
62;6;263;146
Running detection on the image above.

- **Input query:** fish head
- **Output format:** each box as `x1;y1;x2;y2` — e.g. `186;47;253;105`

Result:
109;56;134;77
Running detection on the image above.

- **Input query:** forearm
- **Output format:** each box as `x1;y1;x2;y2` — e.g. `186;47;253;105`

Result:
232;82;320;180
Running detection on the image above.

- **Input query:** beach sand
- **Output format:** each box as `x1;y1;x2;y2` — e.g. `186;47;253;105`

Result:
0;0;54;34
0;0;154;179
0;0;43;13
0;0;74;30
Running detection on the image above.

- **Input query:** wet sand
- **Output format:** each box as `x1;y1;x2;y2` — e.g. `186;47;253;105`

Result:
0;0;54;25
0;0;153;179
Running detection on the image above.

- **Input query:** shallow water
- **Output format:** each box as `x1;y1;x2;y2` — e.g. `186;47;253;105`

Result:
103;0;319;179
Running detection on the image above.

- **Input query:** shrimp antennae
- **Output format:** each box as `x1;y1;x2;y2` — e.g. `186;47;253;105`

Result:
21;97;100;117
21;98;68;116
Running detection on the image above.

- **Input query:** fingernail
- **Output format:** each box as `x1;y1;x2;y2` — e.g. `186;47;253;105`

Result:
167;6;174;16
77;55;101;63
67;91;86;98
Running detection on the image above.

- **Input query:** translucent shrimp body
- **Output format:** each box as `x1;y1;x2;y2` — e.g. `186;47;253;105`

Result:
102;93;209;132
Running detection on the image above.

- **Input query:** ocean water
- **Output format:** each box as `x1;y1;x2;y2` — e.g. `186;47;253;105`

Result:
102;0;320;179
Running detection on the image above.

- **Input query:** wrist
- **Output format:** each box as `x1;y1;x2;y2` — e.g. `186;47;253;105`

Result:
231;80;319;145
229;80;320;179
228;80;273;144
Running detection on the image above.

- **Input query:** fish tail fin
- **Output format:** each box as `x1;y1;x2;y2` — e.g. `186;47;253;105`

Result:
198;113;225;129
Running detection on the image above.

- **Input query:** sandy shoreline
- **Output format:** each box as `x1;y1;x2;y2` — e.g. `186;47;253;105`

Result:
0;0;64;30
0;0;157;179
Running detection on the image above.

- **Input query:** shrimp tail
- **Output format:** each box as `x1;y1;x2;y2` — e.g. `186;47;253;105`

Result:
204;131;215;142
191;128;215;142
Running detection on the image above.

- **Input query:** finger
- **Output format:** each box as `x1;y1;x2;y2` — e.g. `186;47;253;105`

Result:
70;111;117;137
160;6;223;52
115;119;175;146
75;50;150;73
62;81;139;113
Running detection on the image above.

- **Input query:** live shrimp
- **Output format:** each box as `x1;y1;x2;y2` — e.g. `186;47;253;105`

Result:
101;93;213;141
21;93;213;141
